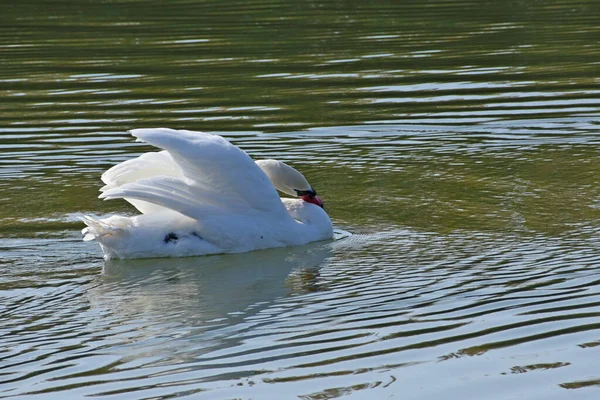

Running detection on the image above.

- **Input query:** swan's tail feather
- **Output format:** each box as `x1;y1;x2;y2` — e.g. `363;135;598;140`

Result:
80;215;126;242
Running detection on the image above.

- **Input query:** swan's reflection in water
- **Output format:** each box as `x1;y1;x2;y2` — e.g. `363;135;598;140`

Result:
87;241;335;362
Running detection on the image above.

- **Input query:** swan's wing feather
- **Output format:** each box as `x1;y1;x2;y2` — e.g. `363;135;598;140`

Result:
99;150;184;214
101;150;182;191
100;176;228;222
129;128;286;214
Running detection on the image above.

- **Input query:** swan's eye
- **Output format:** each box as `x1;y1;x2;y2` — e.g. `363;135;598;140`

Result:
295;188;317;197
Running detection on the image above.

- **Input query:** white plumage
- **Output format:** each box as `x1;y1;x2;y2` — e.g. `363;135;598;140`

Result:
81;128;333;259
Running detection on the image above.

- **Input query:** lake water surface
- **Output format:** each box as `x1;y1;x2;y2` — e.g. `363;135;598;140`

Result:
2;0;600;398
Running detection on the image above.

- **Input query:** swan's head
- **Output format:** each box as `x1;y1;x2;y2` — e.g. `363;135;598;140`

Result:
255;159;324;208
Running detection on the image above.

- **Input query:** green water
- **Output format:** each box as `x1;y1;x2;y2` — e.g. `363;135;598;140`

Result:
2;0;600;398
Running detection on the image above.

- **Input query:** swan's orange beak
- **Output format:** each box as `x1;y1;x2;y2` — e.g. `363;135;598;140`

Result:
301;194;324;208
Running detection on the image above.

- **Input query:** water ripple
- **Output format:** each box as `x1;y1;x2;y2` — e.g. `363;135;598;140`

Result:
3;229;600;398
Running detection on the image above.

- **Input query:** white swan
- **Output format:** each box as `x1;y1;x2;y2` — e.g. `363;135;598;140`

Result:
81;128;333;259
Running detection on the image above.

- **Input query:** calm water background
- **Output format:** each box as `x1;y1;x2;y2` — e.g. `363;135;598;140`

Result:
2;0;600;398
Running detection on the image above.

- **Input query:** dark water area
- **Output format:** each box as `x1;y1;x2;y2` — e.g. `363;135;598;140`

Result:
2;0;600;398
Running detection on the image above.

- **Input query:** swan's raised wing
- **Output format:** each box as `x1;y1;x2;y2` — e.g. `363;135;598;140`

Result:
100;175;234;222
101;128;288;219
99;150;184;214
100;150;182;192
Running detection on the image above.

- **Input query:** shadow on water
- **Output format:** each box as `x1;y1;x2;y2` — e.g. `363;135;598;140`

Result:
96;240;335;326
0;240;337;398
82;240;343;366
